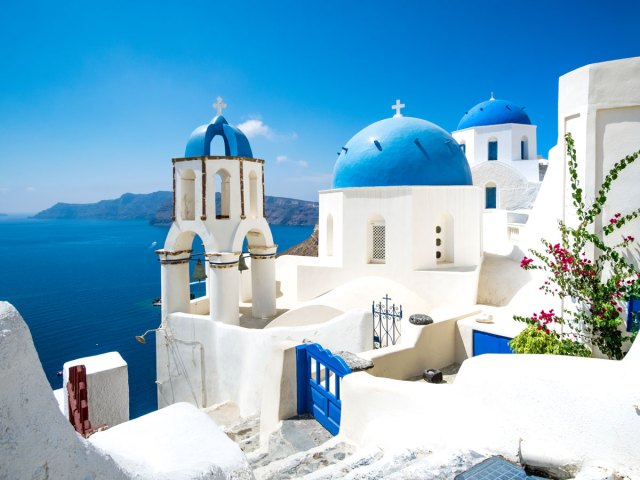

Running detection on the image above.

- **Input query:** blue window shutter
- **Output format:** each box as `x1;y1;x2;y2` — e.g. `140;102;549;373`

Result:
488;141;498;160
485;187;497;209
628;297;640;332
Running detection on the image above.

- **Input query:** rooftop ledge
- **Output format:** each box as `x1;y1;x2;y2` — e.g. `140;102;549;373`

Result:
172;156;265;164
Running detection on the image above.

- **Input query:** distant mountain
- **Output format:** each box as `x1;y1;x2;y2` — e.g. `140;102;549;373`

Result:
33;192;172;221
34;191;319;226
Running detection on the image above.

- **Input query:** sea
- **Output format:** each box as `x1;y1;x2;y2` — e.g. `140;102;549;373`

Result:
0;216;313;418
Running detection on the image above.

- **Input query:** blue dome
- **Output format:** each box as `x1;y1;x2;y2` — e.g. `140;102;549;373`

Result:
184;115;253;158
332;116;472;189
457;98;531;130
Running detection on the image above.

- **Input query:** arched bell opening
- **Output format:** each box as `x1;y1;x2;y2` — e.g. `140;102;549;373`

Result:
184;233;209;315
209;134;227;156
237;228;276;320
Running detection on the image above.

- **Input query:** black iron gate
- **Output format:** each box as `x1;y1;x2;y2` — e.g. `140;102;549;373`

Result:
372;294;402;349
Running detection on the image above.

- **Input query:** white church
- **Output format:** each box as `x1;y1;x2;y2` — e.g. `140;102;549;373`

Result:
3;56;640;480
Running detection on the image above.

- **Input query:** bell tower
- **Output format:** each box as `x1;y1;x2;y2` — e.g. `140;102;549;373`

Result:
157;98;277;325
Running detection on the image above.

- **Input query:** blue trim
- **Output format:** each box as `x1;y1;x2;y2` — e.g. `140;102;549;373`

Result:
296;345;311;415
473;330;513;356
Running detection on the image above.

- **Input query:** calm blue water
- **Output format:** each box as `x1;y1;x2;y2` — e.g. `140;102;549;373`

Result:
0;216;313;418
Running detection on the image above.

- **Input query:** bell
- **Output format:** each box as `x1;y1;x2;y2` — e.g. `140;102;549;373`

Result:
192;259;207;282
238;254;249;272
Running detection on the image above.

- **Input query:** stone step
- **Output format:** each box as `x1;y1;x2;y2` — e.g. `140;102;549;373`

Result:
203;402;262;454
386;449;487;479
336;447;431;480
249;414;334;469
300;446;384;479
253;440;357;480
225;415;261;454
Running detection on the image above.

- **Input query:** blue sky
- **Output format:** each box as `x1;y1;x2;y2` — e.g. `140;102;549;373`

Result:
1;0;638;213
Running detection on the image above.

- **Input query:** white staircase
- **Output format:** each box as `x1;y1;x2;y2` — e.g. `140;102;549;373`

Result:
206;402;489;479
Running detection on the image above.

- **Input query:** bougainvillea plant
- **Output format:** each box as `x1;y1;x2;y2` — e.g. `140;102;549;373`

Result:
511;133;640;360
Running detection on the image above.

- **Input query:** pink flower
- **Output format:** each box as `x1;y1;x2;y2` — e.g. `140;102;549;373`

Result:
520;257;534;268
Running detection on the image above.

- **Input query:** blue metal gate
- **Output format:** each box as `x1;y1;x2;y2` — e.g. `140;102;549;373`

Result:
296;343;352;435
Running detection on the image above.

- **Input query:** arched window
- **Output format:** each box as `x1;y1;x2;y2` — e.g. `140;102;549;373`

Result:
368;214;385;264
326;214;334;257
215;169;231;219
249;171;258;219
485;181;497;209
210;134;226;156
488;138;498;161
459;141;466;155
521;136;529;160
435;214;454;264
180;169;196;221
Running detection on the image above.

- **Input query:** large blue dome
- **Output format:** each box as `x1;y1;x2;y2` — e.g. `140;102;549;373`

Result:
332;116;472;189
457;98;531;130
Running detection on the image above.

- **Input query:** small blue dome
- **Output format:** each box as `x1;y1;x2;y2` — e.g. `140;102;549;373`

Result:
457;98;531;130
333;116;472;189
184;115;253;158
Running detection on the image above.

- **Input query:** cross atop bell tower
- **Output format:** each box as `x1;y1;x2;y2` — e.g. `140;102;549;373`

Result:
213;96;227;116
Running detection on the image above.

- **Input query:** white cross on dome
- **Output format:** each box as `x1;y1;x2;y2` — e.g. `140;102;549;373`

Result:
391;99;405;117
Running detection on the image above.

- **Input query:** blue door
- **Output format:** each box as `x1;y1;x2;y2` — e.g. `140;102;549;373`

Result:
473;330;513;356
628;297;640;332
488;141;498;160
485;187;497;209
296;343;351;435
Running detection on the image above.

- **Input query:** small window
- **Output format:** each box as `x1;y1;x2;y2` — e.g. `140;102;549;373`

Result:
521;138;529;160
436;238;442;246
488;141;498;161
486;186;497;209
436;251;442;259
371;224;386;263
435;226;442;234
460;143;466;154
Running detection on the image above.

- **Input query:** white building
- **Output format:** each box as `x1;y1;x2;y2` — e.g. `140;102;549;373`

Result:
299;107;483;307
452;94;543;212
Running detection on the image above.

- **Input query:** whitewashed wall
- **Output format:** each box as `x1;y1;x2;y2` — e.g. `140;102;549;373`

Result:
339;344;640;477
156;310;370;416
303;186;482;305
0;302;129;480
